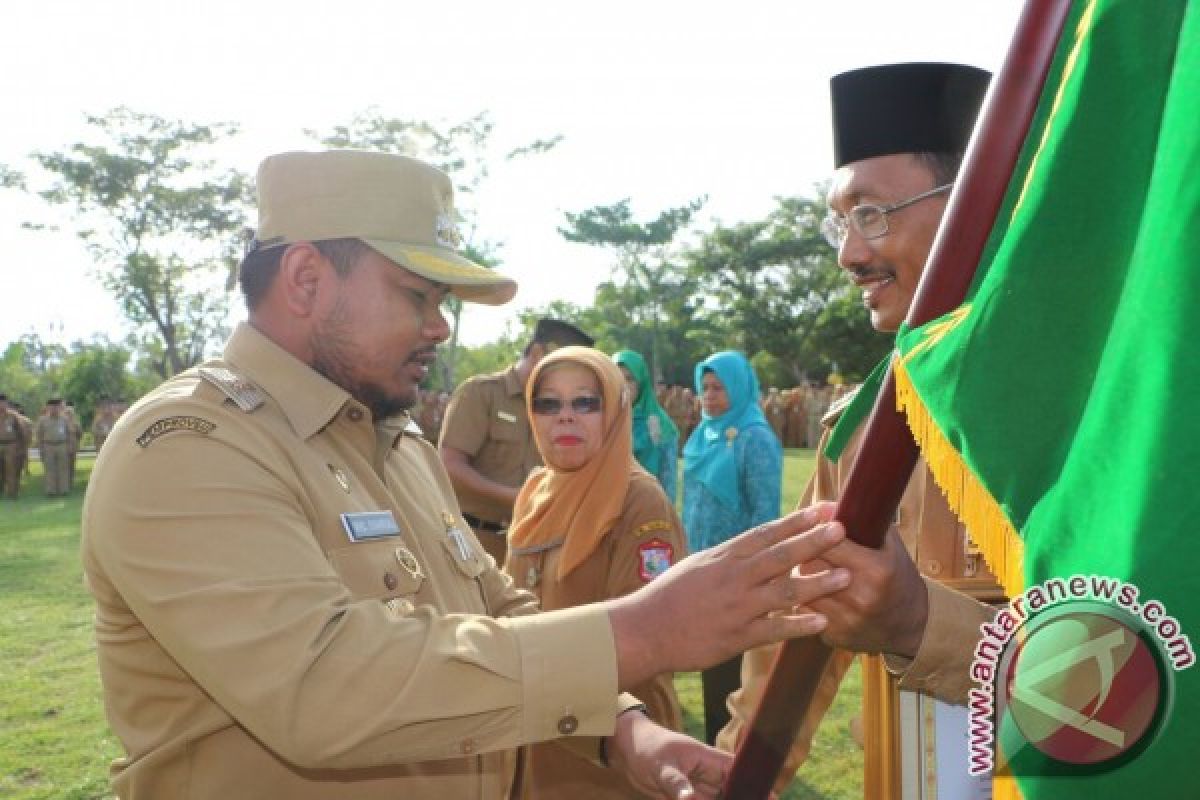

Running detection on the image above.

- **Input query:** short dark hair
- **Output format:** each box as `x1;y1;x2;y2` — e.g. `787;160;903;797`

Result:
523;318;594;355
913;151;966;186
238;238;372;310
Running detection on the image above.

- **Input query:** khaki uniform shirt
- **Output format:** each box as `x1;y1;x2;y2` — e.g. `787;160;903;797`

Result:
35;415;70;445
81;323;624;800
93;413;115;449
506;472;686;799
440;367;541;526
0;409;22;443
719;390;999;786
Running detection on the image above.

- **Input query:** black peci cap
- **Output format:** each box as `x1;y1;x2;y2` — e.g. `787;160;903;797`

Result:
532;318;594;348
831;63;991;168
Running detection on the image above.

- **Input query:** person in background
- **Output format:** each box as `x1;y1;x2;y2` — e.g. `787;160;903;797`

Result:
682;350;783;745
506;346;688;798
91;398;117;451
439;318;594;565
35;398;71;497
613;349;679;503
0;393;25;499
64;403;83;489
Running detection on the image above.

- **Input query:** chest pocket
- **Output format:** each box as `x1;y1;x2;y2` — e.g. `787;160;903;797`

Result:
486;409;525;444
329;541;426;600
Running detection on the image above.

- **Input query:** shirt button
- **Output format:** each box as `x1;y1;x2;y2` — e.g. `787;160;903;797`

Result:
347;408;364;422
383;572;399;591
460;737;477;754
557;714;579;735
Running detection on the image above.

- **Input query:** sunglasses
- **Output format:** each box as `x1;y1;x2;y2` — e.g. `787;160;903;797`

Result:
531;395;603;416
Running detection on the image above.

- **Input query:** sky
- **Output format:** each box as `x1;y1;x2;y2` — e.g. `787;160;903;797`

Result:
0;0;1024;353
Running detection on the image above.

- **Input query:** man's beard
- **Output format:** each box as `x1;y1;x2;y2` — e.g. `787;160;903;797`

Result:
309;298;416;421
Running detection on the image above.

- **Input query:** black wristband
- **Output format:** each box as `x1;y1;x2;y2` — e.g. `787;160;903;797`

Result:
599;703;650;767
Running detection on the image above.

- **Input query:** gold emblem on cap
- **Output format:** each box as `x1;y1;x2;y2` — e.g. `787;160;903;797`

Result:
328;464;351;492
435;213;462;248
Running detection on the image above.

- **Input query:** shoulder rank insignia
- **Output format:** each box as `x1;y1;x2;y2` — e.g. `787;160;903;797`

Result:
637;538;674;582
136;416;216;448
633;519;673;537
198;367;264;412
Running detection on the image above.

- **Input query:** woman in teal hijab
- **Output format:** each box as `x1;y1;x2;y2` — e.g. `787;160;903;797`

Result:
681;349;782;744
613;350;679;502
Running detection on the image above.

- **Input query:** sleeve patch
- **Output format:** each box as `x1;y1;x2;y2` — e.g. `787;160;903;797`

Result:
633;519;673;537
638;539;674;582
136;416;216;448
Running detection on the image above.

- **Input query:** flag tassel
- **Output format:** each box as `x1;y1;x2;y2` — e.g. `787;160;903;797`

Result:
894;355;1025;599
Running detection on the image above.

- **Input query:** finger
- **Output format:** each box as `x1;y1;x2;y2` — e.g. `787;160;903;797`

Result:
740;609;829;647
654;764;696;799
726;503;836;558
745;523;846;586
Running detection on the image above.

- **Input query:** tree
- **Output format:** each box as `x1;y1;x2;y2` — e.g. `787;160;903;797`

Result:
26;108;253;378
307;110;561;388
60;339;139;428
683;193;886;383
559;198;705;381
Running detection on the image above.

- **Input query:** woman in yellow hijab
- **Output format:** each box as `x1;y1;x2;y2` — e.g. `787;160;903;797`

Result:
506;346;688;799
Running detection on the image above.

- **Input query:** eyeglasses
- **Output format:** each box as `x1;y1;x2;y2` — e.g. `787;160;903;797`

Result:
820;183;953;249
530;395;603;416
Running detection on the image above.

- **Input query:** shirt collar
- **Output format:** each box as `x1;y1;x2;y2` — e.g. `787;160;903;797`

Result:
223;322;359;440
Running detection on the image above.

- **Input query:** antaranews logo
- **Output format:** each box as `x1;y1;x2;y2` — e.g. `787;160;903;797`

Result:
968;575;1195;777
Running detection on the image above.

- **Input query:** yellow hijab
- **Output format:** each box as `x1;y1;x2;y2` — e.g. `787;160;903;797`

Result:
508;346;639;579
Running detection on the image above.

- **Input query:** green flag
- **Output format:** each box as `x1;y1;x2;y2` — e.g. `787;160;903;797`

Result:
893;0;1198;796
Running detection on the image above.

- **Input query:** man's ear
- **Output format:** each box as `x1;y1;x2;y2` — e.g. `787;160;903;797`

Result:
277;243;327;317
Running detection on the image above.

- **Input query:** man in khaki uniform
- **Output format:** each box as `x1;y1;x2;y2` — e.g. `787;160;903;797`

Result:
718;63;1003;791
92;398;117;451
64;403;83;488
764;388;788;444
81;149;854;800
0;393;25;499
35;398;71;496
13;403;32;480
439;318;593;565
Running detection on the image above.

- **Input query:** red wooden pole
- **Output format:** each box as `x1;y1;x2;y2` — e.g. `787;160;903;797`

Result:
723;1;1074;796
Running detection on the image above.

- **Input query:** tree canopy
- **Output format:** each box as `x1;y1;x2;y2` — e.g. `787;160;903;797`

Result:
25;108;253;378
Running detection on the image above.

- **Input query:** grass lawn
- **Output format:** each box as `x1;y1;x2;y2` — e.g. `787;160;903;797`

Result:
1;449;860;799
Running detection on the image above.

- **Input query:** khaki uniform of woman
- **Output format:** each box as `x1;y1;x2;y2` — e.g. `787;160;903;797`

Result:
505;347;687;799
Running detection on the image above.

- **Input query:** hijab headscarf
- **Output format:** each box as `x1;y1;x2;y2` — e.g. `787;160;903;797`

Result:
508;346;639;579
682;350;772;513
613;350;678;477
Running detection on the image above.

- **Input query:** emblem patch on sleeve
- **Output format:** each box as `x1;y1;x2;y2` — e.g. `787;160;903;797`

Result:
136;416;216;448
633;519;673;537
638;538;674;582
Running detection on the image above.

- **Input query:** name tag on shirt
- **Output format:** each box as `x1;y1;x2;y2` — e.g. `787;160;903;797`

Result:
341;511;402;542
496;410;517;423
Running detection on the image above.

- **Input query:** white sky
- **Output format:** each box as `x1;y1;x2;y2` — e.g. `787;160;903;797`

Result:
0;0;1023;352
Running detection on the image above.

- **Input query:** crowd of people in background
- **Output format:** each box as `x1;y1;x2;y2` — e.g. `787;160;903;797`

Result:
410;373;856;455
0;393;127;499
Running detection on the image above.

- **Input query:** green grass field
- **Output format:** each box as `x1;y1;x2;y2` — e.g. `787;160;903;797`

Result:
0;450;861;799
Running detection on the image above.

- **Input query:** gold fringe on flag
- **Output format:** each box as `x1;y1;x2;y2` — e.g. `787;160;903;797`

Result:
894;355;1027;799
892;356;1026;603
